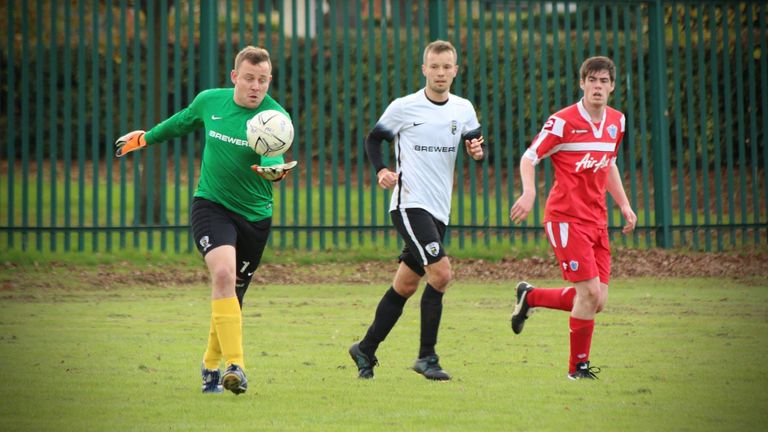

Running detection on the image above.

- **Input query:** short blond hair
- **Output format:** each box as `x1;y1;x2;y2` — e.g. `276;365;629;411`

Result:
423;40;457;64
234;45;271;71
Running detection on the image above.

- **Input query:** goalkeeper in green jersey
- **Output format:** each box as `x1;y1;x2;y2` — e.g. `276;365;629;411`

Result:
115;46;296;395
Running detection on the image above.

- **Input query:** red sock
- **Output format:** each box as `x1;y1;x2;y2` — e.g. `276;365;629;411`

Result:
527;287;576;311
569;316;594;373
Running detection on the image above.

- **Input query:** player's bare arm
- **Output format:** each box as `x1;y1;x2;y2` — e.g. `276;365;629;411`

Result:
510;156;536;224
606;164;637;233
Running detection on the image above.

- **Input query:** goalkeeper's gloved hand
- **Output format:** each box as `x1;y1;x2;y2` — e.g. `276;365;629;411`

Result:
250;160;298;182
115;130;147;157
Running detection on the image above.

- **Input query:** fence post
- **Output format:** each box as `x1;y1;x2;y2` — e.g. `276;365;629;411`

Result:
647;0;672;247
429;0;447;40
200;0;218;89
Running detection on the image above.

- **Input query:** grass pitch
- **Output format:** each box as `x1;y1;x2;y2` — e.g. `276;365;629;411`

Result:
0;277;766;431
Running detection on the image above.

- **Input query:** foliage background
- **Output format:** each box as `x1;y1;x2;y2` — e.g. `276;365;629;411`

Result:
1;1;764;165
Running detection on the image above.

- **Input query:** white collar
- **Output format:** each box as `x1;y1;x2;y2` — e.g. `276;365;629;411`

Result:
577;98;606;138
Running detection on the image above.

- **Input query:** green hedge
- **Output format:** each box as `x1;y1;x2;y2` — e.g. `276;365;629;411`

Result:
1;4;764;169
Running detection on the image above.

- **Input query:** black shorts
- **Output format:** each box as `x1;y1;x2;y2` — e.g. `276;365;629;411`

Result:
190;197;271;278
390;208;447;277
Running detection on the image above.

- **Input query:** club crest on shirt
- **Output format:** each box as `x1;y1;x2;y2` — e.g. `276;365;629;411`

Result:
450;120;457;135
199;235;212;252
569;260;579;271
425;242;441;257
607;124;618;139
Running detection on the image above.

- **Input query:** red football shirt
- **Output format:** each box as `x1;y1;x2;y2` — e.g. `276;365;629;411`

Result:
524;99;625;226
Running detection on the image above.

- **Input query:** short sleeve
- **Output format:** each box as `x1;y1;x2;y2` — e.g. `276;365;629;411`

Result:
375;97;404;135
525;115;566;165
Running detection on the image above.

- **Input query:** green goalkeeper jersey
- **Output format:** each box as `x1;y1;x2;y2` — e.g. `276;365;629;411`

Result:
144;88;288;222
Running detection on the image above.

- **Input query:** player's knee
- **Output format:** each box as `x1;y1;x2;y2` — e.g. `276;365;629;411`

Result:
577;285;601;312
595;293;608;313
210;266;236;290
595;300;606;313
394;282;419;298
428;268;452;291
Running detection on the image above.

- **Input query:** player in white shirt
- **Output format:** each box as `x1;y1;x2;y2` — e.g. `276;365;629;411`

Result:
349;40;486;381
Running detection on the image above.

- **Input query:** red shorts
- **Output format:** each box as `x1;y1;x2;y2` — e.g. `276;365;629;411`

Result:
544;221;611;284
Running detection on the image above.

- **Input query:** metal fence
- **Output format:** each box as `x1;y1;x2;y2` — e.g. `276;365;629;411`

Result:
1;0;766;253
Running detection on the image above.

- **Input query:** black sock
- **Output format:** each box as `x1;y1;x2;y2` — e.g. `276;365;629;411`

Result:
359;287;407;357
419;283;444;359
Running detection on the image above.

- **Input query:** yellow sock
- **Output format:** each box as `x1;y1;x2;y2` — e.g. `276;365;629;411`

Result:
211;297;244;369
202;317;222;370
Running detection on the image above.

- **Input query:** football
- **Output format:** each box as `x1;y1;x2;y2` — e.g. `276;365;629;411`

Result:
246;110;294;157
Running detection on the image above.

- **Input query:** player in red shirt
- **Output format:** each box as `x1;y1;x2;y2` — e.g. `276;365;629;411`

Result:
509;56;637;380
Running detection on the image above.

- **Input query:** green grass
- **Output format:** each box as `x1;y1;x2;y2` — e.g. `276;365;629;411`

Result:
1;277;766;431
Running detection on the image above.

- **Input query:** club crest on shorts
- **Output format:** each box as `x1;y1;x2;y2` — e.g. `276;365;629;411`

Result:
425;241;441;257
199;235;212;252
607;124;618;139
569;260;579;271
450;120;457;135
